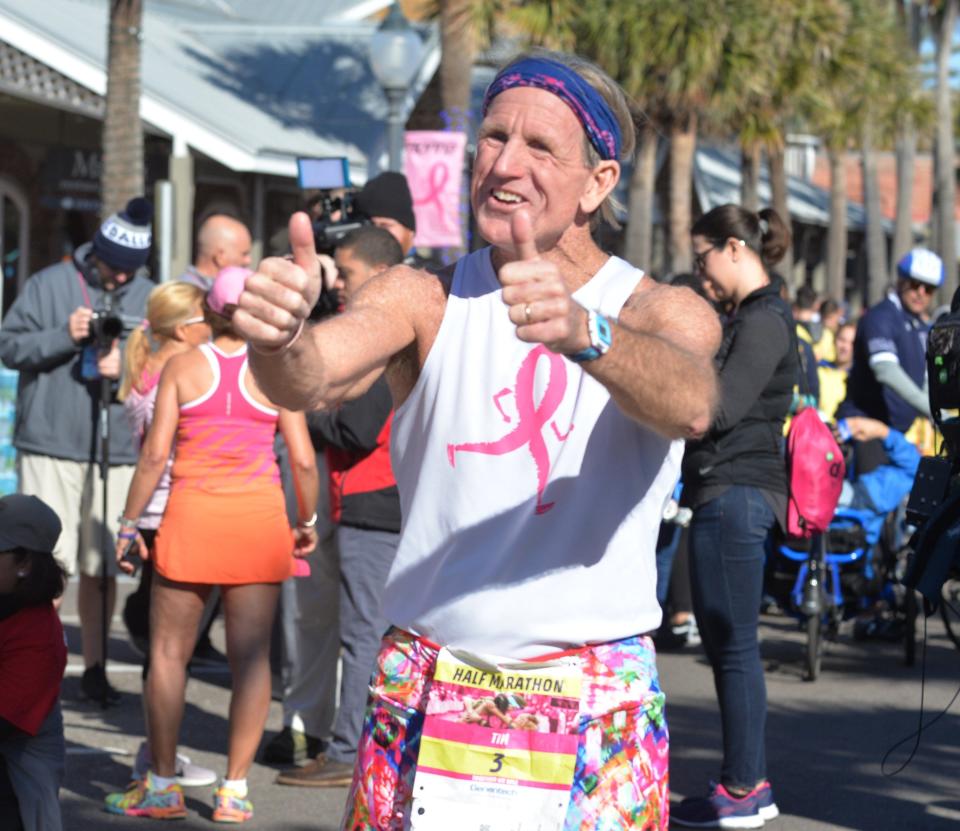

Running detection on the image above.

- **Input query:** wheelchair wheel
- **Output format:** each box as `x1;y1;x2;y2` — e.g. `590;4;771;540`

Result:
805;612;823;681
940;579;960;651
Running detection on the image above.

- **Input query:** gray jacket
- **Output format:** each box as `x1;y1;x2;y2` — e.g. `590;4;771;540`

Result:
0;243;154;464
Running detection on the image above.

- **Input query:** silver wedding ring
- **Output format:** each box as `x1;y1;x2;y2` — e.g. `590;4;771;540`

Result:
524;304;532;323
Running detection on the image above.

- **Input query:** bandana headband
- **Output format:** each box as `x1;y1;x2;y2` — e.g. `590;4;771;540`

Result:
482;57;622;161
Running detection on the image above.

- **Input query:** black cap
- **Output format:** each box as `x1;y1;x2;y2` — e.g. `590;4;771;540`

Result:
355;172;416;232
0;495;61;553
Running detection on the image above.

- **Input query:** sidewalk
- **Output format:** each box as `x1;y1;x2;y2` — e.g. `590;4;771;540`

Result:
58;577;960;829
59;577;347;830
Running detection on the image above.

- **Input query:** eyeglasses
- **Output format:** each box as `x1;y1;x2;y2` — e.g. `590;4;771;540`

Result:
693;245;718;273
906;279;936;295
182;316;206;325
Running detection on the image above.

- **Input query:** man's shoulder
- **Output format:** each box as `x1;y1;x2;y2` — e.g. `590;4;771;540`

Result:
373;262;449;305
28;257;74;286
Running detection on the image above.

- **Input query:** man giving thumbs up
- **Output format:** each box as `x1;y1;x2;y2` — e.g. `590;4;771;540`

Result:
236;51;720;830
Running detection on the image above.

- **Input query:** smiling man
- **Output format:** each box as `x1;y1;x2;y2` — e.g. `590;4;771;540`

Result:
235;51;720;829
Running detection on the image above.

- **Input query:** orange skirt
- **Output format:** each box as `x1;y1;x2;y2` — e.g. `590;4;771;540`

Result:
154;485;294;585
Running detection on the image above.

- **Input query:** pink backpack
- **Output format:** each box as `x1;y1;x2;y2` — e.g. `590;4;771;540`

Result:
786;407;845;538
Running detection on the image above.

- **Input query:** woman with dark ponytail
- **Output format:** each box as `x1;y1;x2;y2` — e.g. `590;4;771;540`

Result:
672;205;796;829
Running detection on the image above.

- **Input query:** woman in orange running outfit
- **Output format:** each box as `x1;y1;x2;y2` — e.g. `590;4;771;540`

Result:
110;267;318;823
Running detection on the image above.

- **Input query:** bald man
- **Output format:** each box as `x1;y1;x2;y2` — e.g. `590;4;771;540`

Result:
179;214;252;289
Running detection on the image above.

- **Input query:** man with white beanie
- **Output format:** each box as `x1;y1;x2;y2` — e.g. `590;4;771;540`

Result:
0;198;155;705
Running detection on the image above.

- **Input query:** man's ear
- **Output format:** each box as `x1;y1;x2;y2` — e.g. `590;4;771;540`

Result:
579;160;620;216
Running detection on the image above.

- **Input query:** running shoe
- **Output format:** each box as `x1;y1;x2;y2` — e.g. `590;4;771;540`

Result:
751;780;779;821
212;785;253;824
671;781;764;829
104;771;187;819
132;741;218;788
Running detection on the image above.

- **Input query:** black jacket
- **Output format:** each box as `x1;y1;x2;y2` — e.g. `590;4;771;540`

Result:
307;376;400;533
682;281;796;501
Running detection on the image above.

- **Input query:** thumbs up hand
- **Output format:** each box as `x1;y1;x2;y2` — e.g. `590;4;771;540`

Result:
234;212;321;353
499;209;589;355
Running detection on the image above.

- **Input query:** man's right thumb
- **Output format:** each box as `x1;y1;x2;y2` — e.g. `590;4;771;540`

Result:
289;212;318;275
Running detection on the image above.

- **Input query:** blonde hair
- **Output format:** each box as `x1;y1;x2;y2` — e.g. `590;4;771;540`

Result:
119;281;205;401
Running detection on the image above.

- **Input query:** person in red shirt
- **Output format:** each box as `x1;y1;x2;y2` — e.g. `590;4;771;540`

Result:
0;494;68;831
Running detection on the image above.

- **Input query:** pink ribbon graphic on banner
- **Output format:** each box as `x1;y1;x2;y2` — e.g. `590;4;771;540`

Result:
447;346;574;514
413;163;451;233
404;131;467;248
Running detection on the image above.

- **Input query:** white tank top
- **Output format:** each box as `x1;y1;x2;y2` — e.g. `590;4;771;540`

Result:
384;248;682;658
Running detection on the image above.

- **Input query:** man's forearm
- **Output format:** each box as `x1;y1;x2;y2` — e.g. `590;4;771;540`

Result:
873;360;931;417
584;323;718;439
248;324;329;412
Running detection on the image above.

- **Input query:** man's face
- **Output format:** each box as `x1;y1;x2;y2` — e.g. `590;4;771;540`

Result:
898;276;936;317
471;86;609;255
333;246;384;305
93;256;132;290
371;217;415;255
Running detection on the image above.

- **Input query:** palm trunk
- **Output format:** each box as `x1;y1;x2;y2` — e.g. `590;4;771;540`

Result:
438;0;475;258
439;0;474;132
827;147;847;303
769;143;793;279
934;0;958;299
101;0;144;220
861;121;886;307
893;116;916;266
624;123;657;272
740;144;760;213
668;115;696;275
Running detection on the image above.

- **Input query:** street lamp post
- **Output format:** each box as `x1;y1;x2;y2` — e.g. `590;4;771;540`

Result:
369;3;423;173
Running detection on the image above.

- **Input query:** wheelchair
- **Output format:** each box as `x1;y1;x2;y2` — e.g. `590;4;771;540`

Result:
766;506;887;681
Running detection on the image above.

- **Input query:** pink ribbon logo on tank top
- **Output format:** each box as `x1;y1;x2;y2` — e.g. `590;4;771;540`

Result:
447;345;574;514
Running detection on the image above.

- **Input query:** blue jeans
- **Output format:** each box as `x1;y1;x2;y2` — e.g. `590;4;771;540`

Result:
688;485;775;790
655;522;682;608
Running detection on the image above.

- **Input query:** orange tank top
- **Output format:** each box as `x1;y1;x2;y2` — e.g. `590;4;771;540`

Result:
171;343;280;494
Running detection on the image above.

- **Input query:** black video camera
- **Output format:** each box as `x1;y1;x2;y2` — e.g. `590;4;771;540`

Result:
297;157;370;257
904;292;960;606
297;157;371;319
89;305;124;348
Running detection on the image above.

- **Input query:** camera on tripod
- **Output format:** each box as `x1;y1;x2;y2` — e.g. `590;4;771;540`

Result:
88;307;124;348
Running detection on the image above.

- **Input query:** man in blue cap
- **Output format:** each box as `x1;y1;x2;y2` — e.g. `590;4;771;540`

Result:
839;248;942;454
0;198;154;705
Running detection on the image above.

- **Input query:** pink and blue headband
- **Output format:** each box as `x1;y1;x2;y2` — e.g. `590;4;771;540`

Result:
482;57;622;161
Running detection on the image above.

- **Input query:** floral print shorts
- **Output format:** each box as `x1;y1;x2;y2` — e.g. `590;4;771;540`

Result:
340;629;669;831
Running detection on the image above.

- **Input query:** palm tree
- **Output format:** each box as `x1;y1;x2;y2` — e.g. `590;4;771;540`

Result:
801;0;901;304
101;0;144;220
932;0;957;299
893;0;925;266
715;0;847;283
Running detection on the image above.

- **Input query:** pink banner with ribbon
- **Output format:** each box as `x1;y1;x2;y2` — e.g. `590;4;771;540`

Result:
404;131;467;248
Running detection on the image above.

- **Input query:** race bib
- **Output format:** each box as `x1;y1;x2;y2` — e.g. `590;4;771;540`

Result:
411;647;582;831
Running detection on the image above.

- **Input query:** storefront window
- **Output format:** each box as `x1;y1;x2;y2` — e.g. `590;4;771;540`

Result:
0;184;28;321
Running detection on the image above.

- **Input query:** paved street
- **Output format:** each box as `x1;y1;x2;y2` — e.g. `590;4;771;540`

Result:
59;577;960;830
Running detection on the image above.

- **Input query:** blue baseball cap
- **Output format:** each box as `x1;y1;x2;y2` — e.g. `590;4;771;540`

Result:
896;248;944;287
